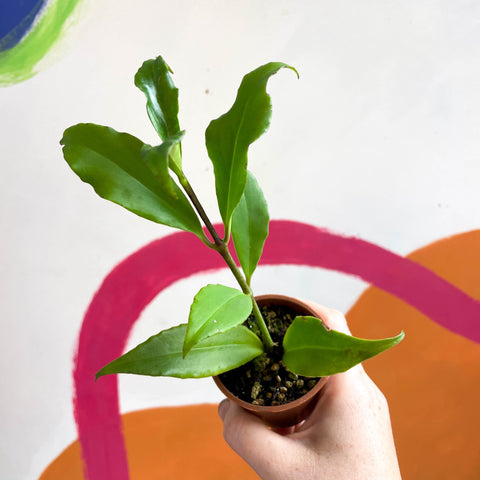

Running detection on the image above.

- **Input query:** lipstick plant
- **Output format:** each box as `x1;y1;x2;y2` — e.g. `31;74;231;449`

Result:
60;56;403;386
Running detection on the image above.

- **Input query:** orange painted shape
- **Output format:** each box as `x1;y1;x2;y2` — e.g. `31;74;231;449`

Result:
40;404;259;480
38;441;84;480
347;230;480;480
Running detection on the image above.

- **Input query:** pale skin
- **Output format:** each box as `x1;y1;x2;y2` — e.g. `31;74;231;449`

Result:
218;305;402;480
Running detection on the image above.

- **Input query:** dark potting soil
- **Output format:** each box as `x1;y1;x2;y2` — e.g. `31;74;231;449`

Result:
219;303;321;407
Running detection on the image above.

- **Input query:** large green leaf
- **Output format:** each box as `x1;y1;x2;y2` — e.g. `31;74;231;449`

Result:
134;56;181;141
205;62;297;229
283;316;405;377
231;171;269;284
96;324;263;379
60;123;203;237
183;284;252;356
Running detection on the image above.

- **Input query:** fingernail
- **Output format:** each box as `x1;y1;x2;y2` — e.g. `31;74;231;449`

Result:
218;399;230;420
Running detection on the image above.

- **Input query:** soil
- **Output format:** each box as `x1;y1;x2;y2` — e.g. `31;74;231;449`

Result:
219;303;321;406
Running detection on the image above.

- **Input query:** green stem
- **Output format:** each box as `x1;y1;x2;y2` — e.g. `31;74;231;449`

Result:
222;222;231;244
178;174;221;246
250;295;275;351
216;243;274;351
177;172;275;351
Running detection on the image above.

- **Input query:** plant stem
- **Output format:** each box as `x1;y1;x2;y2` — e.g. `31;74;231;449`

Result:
216;243;275;351
178;173;275;351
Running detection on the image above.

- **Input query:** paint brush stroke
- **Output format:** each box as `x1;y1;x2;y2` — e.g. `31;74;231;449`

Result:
261;222;480;343
73;233;225;480
73;220;480;479
0;0;83;86
0;0;48;51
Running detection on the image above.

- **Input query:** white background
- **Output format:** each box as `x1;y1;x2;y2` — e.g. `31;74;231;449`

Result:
1;1;479;479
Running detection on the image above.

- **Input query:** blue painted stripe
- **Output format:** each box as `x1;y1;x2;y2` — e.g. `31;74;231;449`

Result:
0;0;48;52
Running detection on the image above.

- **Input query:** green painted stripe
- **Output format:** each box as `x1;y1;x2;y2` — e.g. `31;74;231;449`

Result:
0;0;83;87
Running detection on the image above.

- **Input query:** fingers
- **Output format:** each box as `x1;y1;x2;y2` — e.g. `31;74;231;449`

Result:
218;400;291;477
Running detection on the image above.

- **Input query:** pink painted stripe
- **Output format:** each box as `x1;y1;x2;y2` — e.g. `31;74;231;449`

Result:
262;222;480;342
73;220;480;480
73;232;224;480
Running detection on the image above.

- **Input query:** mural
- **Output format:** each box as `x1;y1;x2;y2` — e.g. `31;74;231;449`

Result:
0;0;82;86
39;221;479;479
1;1;479;479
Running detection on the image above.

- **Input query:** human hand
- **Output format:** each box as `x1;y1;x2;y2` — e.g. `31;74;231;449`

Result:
218;305;402;480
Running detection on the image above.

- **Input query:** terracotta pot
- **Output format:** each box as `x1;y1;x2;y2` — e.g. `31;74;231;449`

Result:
213;294;329;428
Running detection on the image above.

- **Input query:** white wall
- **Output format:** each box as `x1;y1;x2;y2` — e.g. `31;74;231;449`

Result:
1;1;480;479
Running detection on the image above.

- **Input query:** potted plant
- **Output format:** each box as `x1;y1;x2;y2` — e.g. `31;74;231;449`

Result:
60;55;404;427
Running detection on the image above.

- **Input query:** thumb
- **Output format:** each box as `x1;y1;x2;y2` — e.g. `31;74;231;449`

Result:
218;400;290;475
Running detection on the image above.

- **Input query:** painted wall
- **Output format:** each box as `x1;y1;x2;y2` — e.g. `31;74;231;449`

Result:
1;1;479;479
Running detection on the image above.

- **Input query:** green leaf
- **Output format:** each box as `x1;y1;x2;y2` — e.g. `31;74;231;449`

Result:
205;62;297;229
183;284;252;356
134;56;181;141
96;324;263;379
231;171;269;284
60;123;203;237
141;131;185;193
283;316;405;377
